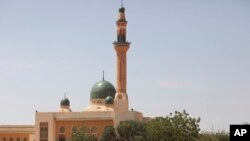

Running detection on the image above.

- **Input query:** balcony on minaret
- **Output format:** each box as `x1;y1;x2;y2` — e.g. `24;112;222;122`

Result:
114;7;131;45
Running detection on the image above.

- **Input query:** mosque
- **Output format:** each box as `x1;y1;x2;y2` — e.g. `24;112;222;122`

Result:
0;6;145;141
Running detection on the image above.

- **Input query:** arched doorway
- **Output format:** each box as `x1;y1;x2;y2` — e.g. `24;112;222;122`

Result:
58;134;65;141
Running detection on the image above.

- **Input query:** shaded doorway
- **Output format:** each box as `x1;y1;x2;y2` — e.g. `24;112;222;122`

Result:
59;134;65;141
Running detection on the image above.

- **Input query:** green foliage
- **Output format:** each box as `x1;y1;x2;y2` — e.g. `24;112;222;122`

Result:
71;126;97;141
100;126;117;141
116;120;147;141
198;131;229;141
101;110;202;141
146;110;201;141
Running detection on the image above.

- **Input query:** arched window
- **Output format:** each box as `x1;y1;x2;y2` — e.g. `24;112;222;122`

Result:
59;126;65;134
16;138;20;141
72;126;77;134
23;138;27;141
2;137;6;141
91;126;97;134
9;138;13;141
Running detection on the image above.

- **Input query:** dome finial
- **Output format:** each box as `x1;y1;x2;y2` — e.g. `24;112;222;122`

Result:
121;0;123;8
119;0;125;13
102;70;105;80
64;92;66;99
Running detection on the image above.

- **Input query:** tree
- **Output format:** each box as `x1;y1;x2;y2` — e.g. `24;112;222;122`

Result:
146;110;201;141
198;131;229;141
116;120;147;141
100;126;117;141
71;126;97;141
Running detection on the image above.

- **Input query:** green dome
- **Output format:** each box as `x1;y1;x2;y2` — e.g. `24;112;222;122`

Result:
60;97;70;106
90;80;116;99
105;96;114;104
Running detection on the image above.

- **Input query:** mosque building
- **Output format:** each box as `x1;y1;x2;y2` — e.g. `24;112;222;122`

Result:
0;6;144;141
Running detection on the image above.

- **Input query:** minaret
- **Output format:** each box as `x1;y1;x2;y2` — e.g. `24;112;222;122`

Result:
113;6;130;112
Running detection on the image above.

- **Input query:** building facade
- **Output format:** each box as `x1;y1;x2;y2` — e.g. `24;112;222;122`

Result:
0;126;35;141
0;6;143;141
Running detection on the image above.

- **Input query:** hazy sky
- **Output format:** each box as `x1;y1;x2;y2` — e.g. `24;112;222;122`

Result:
0;0;249;132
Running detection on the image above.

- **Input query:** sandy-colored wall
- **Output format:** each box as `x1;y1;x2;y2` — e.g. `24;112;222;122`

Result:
0;133;31;141
114;110;143;126
55;120;113;140
0;125;35;141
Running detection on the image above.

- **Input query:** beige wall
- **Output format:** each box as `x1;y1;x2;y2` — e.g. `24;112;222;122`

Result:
55;120;113;140
35;112;55;141
0;125;35;141
114;110;143;127
0;133;30;141
35;112;115;141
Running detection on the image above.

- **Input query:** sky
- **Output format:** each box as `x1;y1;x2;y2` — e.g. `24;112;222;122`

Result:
0;0;250;132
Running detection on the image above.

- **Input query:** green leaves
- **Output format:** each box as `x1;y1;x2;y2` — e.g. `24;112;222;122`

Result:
99;110;202;141
116;120;147;141
198;131;229;141
71;126;97;141
100;126;117;141
146;110;201;141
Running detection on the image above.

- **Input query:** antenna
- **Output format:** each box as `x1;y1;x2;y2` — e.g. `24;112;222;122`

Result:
64;92;66;98
102;70;105;80
121;0;123;7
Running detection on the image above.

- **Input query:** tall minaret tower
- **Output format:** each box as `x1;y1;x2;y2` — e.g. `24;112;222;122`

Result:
113;6;130;112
